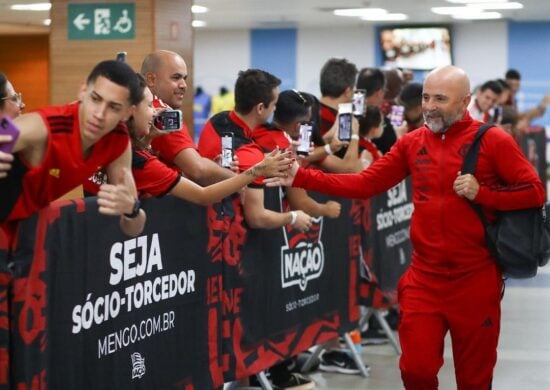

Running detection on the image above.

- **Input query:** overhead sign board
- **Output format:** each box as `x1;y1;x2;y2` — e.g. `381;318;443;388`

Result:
68;3;135;40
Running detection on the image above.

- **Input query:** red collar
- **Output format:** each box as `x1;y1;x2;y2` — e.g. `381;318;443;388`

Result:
229;111;253;139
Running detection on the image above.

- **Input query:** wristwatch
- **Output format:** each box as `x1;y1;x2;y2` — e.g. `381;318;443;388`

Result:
124;198;141;219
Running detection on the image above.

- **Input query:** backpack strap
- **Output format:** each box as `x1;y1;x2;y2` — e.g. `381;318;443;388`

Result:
462;124;498;254
461;124;494;175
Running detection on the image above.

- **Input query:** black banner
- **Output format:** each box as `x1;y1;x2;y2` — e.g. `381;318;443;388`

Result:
204;189;359;386
520;127;547;188
4;183;411;388
357;179;413;308
10;198;212;389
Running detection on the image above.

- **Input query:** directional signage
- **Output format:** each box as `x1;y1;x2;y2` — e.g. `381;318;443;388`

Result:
68;3;135;40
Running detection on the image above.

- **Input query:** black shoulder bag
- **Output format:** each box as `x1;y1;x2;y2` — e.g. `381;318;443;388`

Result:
462;124;550;278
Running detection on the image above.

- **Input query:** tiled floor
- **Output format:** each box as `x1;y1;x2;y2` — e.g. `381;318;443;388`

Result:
310;265;550;389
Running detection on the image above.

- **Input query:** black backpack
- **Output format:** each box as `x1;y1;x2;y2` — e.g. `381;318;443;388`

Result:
462;124;550;278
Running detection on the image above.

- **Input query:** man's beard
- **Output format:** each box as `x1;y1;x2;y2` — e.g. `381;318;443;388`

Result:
423;110;463;133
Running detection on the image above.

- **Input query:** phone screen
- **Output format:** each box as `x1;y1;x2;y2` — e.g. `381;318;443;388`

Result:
390;105;405;127
296;123;312;155
352;90;366;116
153;110;182;131
221;133;233;168
0;116;20;154
116;52;127;62
338;113;352;142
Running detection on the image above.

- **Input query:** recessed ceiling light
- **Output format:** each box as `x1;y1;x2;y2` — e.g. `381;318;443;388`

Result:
431;6;473;15
361;13;408;21
43;18;51;26
334;8;388;17
452;11;503;19
192;20;207;28
469;2;524;10
446;0;504;3
191;5;208;14
10;3;51;11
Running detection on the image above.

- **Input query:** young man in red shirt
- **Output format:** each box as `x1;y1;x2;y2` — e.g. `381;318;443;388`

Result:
268;65;545;390
0;60;146;237
199;69;314;389
198;69;312;233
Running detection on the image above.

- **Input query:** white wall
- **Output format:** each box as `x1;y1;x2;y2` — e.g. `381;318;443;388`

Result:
194;29;250;96
296;26;376;94
194;22;508;96
453;21;508;90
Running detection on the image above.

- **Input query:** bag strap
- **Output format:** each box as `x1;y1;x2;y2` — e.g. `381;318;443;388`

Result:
461;124;494;175
462;124;500;261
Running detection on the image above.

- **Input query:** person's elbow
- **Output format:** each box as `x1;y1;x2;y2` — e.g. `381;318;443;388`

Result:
244;209;268;229
244;214;264;229
535;182;546;205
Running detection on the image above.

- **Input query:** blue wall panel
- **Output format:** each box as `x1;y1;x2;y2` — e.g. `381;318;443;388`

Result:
251;28;297;91
509;22;550;126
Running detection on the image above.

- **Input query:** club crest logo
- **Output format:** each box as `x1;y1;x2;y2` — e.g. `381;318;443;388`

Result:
131;352;146;379
280;190;325;291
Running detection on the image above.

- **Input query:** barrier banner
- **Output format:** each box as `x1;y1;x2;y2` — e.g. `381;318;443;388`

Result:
206;188;360;386
356;179;413;308
6;186;397;388
10;197;213;389
0;224;12;389
520;127;547;186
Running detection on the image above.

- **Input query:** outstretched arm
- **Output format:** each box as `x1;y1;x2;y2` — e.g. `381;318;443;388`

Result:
266;140;409;200
169;149;292;206
243;187;313;232
173;147;235;185
286;187;341;218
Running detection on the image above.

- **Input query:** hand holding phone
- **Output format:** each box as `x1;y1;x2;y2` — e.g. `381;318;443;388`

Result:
0;116;20;154
153;109;183;132
296;122;312;155
0;116;18;178
116;52;127;62
338;103;353;142
352;89;366;116
220;132;234;168
390;105;405;127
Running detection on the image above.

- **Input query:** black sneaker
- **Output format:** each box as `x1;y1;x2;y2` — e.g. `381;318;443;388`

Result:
293;350;320;373
319;350;368;375
271;373;315;390
361;327;389;346
386;307;399;330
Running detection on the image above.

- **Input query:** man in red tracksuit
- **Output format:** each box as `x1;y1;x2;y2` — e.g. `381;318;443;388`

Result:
267;65;545;389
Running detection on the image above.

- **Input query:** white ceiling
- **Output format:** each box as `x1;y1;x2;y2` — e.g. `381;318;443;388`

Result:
0;0;549;33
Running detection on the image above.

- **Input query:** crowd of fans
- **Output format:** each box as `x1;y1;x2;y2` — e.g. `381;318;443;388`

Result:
0;52;546;390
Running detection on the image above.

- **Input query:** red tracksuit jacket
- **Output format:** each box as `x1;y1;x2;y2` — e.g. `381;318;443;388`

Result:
294;113;545;276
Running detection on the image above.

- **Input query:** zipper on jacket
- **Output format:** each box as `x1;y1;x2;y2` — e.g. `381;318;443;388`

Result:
439;132;450;270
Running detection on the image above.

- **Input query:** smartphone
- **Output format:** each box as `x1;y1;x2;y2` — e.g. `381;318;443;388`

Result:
116;51;127;62
390;105;405;127
296;122;312;155
220;132;234;168
0;116;20;153
352;89;366;117
338;103;353;142
153;110;182;131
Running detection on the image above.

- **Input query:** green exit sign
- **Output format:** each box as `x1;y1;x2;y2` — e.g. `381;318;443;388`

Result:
68;3;135;40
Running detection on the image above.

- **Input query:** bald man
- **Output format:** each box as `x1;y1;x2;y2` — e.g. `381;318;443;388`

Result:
141;50;234;185
268;66;545;389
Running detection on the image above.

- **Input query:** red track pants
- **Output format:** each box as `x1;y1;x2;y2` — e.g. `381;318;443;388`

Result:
398;264;503;390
